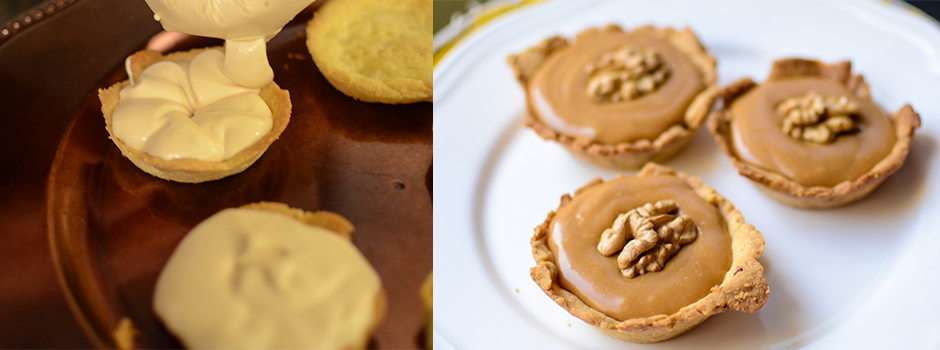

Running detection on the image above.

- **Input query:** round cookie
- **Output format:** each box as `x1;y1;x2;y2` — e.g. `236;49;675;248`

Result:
306;0;432;104
153;202;386;349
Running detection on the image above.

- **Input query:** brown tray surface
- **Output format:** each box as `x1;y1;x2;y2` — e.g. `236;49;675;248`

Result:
1;0;431;348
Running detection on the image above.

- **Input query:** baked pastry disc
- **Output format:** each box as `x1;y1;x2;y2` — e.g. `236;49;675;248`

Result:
530;163;769;343
305;0;432;104
708;58;921;209
507;25;718;169
99;48;291;183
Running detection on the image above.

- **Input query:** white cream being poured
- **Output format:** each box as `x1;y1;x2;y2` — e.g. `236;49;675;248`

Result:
111;0;313;162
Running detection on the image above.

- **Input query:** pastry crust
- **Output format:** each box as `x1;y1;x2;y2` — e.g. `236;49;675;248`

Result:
306;0;432;104
99;48;291;183
240;201;356;240
708;58;921;209
420;272;433;349
530;163;769;343
507;25;718;169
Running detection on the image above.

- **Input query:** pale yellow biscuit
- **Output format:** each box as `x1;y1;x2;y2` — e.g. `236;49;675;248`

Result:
306;0;432;104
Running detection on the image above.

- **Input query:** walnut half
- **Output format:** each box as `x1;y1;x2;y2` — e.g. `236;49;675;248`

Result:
778;91;859;143
585;46;671;103
597;200;698;278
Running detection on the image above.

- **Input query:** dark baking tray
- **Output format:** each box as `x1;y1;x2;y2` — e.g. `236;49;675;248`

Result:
1;0;431;348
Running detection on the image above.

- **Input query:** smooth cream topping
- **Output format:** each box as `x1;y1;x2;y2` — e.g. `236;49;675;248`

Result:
153;208;382;349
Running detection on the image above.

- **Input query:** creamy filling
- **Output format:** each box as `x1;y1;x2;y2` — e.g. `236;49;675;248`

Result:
222;37;273;89
548;175;731;321
144;0;313;41
112;0;316;161
112;50;272;161
729;78;896;187
153;208;382;349
526;30;704;144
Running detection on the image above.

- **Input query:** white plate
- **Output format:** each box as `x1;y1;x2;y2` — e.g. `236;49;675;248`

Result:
433;1;940;349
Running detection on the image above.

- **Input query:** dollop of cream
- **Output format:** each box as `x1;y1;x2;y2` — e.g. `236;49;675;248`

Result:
153;208;383;349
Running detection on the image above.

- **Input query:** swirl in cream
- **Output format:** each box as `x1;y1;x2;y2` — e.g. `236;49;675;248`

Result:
111;0;314;161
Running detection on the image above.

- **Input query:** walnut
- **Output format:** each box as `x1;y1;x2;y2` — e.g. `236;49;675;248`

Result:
585;46;671;103
596;200;698;278
778;91;860;144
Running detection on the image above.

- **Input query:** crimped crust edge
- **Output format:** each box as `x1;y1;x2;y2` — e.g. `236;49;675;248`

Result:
507;25;719;169
529;163;769;343
707;58;921;209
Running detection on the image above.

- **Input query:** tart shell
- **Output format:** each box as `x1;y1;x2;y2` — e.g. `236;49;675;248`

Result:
240;201;356;240
99;48;292;183
420;272;433;350
507;25;718;169
530;163;769;343
707;59;921;209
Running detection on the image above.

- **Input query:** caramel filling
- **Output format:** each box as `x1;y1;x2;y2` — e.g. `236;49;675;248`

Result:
548;175;731;321
527;31;704;144
729;78;896;187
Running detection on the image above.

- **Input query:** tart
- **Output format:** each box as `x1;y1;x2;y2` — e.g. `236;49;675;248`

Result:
708;58;921;209
530;163;768;343
421;272;433;349
153;201;386;349
99;48;292;183
306;0;432;104
507;24;718;169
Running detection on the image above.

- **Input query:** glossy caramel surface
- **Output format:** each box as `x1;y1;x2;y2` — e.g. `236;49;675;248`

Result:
527;30;704;144
729;78;895;187
548;175;731;320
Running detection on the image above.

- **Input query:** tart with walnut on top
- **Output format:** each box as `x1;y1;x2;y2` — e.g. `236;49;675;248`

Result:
530;163;768;343
708;58;921;209
508;24;718;169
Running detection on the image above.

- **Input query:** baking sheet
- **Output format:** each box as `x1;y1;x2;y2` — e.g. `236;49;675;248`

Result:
41;1;432;349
